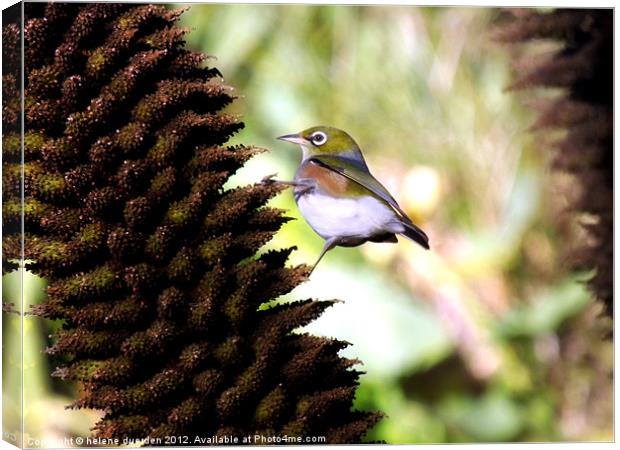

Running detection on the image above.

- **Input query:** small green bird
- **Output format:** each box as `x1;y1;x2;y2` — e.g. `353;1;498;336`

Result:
264;126;429;272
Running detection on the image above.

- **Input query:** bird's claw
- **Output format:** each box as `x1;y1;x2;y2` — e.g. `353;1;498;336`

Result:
261;173;278;184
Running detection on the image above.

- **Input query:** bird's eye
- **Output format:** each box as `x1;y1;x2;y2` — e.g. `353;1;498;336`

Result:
310;131;327;146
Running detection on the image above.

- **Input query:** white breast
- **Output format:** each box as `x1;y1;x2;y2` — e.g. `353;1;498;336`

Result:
296;192;403;240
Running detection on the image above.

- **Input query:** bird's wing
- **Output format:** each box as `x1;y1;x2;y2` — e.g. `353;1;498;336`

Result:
309;154;411;222
310;154;430;250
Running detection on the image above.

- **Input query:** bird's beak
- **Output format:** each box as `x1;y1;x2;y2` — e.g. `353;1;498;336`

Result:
277;133;308;145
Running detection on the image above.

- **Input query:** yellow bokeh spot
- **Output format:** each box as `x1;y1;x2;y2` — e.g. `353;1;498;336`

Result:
401;166;441;221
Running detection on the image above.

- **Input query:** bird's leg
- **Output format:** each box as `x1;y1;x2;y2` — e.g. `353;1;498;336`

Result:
260;173;302;187
261;173;298;187
309;238;338;275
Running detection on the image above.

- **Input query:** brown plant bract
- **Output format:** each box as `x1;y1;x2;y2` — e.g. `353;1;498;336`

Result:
2;3;380;442
494;9;613;315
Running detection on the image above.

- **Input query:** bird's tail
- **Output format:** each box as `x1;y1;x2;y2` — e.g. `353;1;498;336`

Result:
399;220;430;250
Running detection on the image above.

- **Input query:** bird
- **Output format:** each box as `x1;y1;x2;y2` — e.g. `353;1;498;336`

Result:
262;125;429;273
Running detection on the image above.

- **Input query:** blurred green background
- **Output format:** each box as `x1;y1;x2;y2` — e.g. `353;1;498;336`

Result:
4;4;612;445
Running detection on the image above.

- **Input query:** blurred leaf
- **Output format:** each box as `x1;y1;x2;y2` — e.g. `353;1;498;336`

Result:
300;265;452;377
496;275;593;338
438;390;524;441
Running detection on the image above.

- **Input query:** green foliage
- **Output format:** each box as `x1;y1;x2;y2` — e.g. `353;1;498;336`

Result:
497;276;593;338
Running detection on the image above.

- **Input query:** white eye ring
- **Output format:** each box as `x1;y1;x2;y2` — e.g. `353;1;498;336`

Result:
310;131;327;146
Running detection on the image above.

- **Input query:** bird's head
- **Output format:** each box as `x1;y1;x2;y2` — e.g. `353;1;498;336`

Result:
277;126;363;161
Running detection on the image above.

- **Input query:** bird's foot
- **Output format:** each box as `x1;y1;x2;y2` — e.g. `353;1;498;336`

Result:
261;173;279;184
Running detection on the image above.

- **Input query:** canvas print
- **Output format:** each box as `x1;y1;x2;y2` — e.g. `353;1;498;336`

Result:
1;2;613;447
